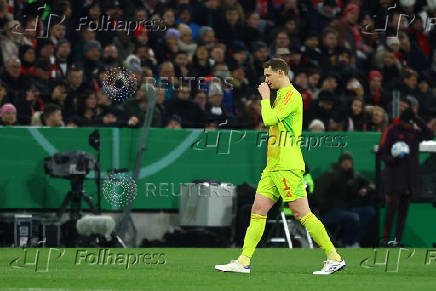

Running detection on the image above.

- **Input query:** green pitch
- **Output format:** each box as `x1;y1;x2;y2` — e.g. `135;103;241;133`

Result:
1;248;436;290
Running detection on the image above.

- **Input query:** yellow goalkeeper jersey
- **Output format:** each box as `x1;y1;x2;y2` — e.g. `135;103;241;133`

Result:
260;84;305;172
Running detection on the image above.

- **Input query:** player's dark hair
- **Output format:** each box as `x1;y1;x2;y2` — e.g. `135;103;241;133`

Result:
307;67;321;77
225;6;239;14
246;11;258;20
43;104;61;119
384;47;395;54
263;58;289;75
134;44;147;53
401;68;418;80
322;27;338;39
68;63;83;73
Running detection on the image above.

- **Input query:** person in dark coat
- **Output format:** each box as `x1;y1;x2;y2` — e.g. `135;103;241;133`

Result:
378;102;435;246
314;152;376;247
304;90;337;130
192;0;222;29
344;96;367;132
240;11;263;47
1;58;31;104
122;86;162;128
246;41;269;88
215;7;244;47
164;84;206;128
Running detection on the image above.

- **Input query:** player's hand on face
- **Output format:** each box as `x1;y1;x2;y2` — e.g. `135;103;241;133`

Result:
257;82;270;100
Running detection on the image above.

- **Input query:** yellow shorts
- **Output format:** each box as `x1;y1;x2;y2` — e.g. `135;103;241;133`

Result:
256;169;307;203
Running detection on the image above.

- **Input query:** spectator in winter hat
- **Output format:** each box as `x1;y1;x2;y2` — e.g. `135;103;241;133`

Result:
365;70;387;107
308;119;325;132
82;40;102;82
197;26;216;48
156;28;180;62
178;23;198;59
386;36;400;53
205;82;229;126
0;103;17;126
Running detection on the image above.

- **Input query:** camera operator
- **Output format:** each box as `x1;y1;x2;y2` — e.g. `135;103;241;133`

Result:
378;99;435;246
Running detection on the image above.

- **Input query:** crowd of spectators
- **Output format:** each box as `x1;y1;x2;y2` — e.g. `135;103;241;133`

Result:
0;0;435;131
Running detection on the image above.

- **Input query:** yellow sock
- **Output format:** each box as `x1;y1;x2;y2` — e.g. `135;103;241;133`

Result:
300;212;341;262
327;250;342;262
240;213;267;261
238;254;250;266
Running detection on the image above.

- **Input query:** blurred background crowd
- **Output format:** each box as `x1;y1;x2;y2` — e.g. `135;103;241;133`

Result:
0;0;435;131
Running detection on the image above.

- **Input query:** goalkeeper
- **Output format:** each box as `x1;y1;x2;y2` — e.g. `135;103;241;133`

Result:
378;100;434;246
215;58;345;275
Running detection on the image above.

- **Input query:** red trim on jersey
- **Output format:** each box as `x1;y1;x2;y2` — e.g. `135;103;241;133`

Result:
380;124;394;147
282;90;294;106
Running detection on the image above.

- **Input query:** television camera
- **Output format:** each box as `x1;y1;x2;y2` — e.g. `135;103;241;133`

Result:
44;150;98;220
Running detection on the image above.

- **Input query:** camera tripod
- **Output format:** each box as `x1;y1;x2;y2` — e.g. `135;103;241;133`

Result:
58;175;97;220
